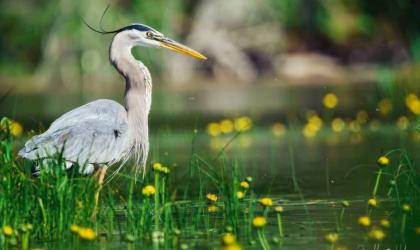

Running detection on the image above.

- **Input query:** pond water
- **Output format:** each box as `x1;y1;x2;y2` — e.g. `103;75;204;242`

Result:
36;199;400;249
27;126;418;249
3;82;419;249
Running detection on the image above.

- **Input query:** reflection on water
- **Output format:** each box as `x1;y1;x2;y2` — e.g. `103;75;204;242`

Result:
30;127;415;249
151;127;418;198
35;199;399;249
6;88;419;249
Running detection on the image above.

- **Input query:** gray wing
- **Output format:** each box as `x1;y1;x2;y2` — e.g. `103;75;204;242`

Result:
19;99;131;165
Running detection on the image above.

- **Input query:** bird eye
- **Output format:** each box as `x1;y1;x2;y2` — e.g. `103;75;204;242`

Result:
146;31;153;38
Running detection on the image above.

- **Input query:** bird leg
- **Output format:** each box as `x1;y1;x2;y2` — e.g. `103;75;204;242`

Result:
92;167;107;220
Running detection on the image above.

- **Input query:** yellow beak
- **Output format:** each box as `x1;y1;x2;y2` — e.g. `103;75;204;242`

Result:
158;38;207;60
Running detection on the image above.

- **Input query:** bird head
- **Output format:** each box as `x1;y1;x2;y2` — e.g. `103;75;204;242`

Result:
109;23;207;60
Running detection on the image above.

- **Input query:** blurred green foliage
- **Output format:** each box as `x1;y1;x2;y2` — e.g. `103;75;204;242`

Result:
0;0;419;76
0;1;59;74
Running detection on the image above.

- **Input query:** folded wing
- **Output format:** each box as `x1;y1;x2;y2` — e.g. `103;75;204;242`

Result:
19;99;131;166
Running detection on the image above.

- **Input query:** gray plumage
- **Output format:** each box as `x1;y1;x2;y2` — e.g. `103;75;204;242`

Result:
19;26;153;176
19;23;206;178
19;100;131;174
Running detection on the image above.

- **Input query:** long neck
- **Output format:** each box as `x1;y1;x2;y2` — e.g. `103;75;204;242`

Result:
109;34;152;173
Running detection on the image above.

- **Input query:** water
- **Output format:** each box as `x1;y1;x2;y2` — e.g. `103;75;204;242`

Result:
27;127;418;249
3;83;418;249
33;199;400;249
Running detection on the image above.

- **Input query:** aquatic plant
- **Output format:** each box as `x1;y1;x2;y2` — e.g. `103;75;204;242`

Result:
358;216;371;227
324;232;338;249
372;155;390;197
0;113;419;248
252;216;270;250
274;206;284;238
323;93;339;109
339;200;349;228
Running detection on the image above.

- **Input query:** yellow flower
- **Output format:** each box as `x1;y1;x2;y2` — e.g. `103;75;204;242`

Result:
405;93;420;115
153;162;163;171
236;191;244;199
358;216;371;227
303;123;318;138
207;122;221;137
1;119;23;137
152;163;170;174
378;98;392;116
206;193;218;202
222;233;236;245
252;216;266;228
274;206;284;213
356;110;369;124
208;205;218;213
396;116;409;130
402;203;411;213
367;198;377;207
380;219;390;228
272;123;286;137
234;116;252;132
220;119;234;134
324;233;338;243
2;225;13;236
416;226;420;235
331;118;345;132
240;181;249;189
161;166;170;174
222;244;242;250
377;156;390;167
142;185;156;196
78;227;96;240
9;120;23;137
70;224;80;234
260;197;273;207
323;93;338;109
367;228;385;241
308;115;323;129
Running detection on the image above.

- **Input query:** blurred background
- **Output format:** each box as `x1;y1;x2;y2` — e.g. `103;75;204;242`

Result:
0;0;419;130
2;2;420;247
1;0;420;219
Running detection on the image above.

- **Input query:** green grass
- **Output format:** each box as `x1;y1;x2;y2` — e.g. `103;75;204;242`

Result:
1;116;420;249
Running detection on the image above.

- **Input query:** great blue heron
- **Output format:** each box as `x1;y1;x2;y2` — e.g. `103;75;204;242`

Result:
18;23;206;212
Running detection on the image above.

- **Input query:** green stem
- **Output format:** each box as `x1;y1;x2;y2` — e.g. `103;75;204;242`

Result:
21;232;29;250
368;206;373;217
386;187;393;197
257;229;271;250
161;177;166;204
140;198;148;233
263;207;269;218
401;214;407;237
339;207;346;228
372;168;383;197
164;202;171;233
154;172;160;231
276;214;284;238
38;198;47;236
